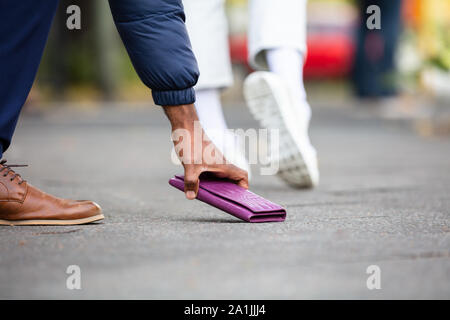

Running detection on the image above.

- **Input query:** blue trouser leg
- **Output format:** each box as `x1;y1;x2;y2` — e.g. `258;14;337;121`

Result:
352;0;402;98
0;0;59;158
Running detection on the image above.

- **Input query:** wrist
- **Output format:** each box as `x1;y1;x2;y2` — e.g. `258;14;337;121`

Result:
163;104;198;130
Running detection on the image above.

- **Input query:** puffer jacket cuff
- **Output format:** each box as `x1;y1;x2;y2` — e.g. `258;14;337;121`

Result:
152;87;196;106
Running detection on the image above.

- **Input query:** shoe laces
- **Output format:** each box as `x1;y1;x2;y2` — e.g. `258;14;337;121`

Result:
0;159;27;185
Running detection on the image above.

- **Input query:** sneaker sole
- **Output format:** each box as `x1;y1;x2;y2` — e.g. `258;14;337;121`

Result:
0;214;105;226
244;72;318;188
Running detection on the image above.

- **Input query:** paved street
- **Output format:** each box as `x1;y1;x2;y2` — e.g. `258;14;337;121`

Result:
1;102;449;299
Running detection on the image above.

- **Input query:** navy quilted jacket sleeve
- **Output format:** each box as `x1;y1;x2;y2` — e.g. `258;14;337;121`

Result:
108;0;199;106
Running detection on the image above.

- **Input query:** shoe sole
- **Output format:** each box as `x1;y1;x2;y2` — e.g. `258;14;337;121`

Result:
243;72;318;188
0;214;104;226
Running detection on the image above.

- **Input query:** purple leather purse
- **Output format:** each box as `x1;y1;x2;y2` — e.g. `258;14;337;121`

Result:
169;175;286;223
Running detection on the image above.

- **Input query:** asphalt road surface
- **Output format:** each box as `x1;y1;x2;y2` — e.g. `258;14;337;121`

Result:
1;102;449;299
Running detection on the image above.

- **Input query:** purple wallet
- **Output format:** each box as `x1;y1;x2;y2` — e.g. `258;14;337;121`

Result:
169;175;286;223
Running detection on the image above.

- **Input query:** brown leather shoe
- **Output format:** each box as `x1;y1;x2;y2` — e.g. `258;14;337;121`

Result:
0;160;104;226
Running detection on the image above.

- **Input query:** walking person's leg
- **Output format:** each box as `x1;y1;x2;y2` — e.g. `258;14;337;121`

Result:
182;0;249;174
244;0;319;188
0;0;103;226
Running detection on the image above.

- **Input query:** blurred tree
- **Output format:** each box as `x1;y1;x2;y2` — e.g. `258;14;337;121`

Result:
37;0;123;101
93;0;121;100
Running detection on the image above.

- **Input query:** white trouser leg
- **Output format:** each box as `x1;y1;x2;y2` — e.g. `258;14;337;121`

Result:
183;0;233;90
248;0;308;70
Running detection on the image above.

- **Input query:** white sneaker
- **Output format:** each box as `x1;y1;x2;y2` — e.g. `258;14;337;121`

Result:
243;71;319;188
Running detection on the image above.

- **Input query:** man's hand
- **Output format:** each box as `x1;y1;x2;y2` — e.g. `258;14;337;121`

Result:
164;104;248;200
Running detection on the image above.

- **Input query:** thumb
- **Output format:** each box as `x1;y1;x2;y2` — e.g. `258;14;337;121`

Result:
184;166;200;200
